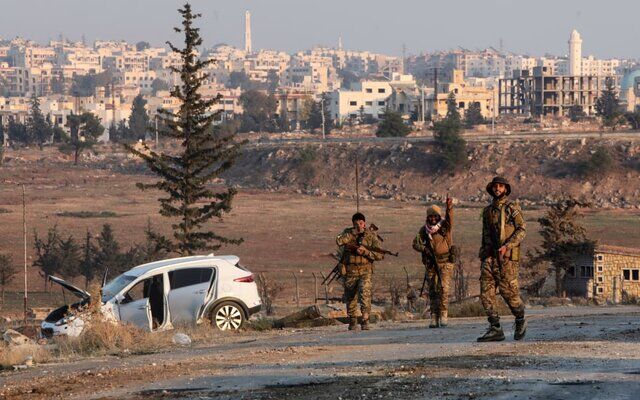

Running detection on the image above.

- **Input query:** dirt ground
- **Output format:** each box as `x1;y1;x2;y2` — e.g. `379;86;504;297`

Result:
0;146;639;315
0;306;639;399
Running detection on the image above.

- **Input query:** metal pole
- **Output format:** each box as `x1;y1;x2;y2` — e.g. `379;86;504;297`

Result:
320;272;329;304
492;94;496;135
355;152;360;212
22;185;27;327
155;114;159;146
312;273;318;304
421;86;425;124
292;272;299;308
321;96;326;140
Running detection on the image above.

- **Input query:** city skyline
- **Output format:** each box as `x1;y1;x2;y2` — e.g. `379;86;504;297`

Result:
0;0;637;59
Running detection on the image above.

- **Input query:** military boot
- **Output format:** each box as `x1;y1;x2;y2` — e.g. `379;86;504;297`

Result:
361;319;371;330
429;313;439;328
514;317;527;341
477;324;505;342
348;318;360;331
439;311;448;328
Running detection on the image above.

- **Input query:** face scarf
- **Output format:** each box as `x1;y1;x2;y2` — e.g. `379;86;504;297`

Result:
424;220;443;241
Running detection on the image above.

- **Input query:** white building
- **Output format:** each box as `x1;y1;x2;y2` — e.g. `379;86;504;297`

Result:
329;79;392;122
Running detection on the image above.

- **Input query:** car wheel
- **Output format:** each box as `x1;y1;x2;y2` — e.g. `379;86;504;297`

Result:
211;302;245;331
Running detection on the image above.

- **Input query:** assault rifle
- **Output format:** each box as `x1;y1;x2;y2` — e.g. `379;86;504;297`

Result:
322;227;398;286
419;239;443;298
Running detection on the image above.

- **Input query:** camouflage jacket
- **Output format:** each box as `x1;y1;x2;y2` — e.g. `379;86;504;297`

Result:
412;206;454;264
336;227;384;265
480;197;526;260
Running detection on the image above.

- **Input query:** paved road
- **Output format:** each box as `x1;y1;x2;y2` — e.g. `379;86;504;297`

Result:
247;131;640;147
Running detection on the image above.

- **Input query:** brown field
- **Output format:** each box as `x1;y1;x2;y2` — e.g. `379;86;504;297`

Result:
0;148;639;317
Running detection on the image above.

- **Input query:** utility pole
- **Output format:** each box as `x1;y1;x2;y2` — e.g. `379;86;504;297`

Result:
22;184;27;327
155;113;159;146
420;86;425;124
355;152;360;212
491;93;496;135
321;96;326;140
433;66;439;117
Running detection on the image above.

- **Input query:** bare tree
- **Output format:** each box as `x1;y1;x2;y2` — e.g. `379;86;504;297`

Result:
255;273;283;316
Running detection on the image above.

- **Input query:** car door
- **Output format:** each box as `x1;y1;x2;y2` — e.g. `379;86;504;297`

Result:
167;267;215;325
117;277;152;330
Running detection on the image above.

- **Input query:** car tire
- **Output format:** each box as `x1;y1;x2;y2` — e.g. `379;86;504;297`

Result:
211;301;245;331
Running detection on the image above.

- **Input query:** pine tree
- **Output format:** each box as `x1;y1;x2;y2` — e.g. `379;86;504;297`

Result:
128;94;150;141
376;109;410;137
95;224;125;276
80;231;98;289
433;92;468;172
595;78;622;129
464;102;485;128
33;226;63;291
528;197;595;296
126;3;244;255
307;95;333;133
60;112;104;165
0;254;17;307
27;95;52;149
58;235;82;278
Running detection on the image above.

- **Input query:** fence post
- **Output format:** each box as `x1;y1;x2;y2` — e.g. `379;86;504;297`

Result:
320;272;329;304
312;273;318;304
292;272;300;308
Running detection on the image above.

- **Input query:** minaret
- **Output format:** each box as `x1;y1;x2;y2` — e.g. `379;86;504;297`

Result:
244;10;252;54
569;29;582;76
338;36;343;51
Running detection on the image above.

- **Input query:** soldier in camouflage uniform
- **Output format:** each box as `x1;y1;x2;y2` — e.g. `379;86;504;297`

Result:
412;197;454;328
336;213;384;331
477;176;527;342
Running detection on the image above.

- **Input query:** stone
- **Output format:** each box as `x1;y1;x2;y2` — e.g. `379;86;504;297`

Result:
172;333;192;346
2;329;34;347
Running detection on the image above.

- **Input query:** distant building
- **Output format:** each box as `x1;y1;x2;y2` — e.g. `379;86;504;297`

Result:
568;29;582;76
498;66;606;117
328;79;392;123
565;245;640;304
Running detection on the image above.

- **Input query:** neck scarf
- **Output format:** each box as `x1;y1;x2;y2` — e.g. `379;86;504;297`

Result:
424;220;443;241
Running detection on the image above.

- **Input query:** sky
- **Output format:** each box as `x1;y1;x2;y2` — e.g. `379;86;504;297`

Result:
0;0;637;59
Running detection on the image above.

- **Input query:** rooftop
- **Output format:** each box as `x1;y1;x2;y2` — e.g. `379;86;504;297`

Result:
595;245;640;258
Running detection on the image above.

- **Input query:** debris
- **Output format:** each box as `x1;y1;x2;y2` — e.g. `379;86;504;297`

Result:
3;329;34;347
172;333;192;346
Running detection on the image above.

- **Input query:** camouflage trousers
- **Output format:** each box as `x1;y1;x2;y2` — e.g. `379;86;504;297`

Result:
343;265;373;319
425;262;454;315
480;258;525;324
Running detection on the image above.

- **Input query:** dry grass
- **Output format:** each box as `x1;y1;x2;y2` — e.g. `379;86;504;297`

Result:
448;297;511;318
0;343;51;369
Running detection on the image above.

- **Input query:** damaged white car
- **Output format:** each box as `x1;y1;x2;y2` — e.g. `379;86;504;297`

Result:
41;255;262;338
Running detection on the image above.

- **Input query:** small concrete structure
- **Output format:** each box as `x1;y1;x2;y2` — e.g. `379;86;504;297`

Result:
564;245;640;304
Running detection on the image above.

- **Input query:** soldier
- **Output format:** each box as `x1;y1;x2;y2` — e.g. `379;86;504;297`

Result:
413;197;454;328
477;176;527;342
336;213;384;331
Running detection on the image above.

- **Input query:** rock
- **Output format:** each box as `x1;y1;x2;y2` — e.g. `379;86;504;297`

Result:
3;329;34;347
172;333;192;346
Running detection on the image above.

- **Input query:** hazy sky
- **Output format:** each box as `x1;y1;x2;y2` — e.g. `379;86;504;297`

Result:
1;0;637;58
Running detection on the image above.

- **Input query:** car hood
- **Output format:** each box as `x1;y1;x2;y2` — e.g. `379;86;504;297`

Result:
49;276;91;300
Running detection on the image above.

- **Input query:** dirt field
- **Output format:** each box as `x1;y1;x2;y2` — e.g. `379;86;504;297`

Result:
0;306;639;399
0;146;639;315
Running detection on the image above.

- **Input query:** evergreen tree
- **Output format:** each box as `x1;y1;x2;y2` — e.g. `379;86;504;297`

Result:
433;92;468;172
568;104;586;123
0;254;17;307
376;109;410;137
128;94;150;141
239;90;278;132
595;77;622;129
464;101;485;128
126;3;244;255
79;231;98;289
59;112;104;165
528;197;595;296
57;235;82;278
151;78;169;95
307;95;333;133
8;119;31;146
33;226;63;291
95;224;125;276
52;122;67;143
27;95;52;149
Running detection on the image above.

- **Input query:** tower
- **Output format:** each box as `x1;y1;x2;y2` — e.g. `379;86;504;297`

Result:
244;10;252;54
569;29;582;76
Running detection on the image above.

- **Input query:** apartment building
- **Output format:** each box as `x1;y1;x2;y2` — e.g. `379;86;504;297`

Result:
328;79;392;122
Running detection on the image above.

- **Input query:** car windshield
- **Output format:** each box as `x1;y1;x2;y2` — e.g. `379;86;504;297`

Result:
102;274;137;302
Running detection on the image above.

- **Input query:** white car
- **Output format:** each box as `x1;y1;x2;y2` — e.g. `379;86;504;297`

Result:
41;255;262;338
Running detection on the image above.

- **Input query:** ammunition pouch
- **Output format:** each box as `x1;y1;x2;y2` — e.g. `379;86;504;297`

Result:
509;246;520;262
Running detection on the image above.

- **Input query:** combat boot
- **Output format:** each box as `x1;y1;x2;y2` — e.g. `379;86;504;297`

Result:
477;324;505;342
361;319;370;330
439;311;448;328
429;313;439;328
514;317;527;341
348;318;360;331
